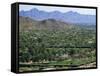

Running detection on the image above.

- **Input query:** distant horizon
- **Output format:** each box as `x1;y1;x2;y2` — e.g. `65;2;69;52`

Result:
19;5;96;15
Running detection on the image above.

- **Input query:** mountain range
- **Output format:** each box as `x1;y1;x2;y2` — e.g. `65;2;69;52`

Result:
19;8;96;25
19;16;74;31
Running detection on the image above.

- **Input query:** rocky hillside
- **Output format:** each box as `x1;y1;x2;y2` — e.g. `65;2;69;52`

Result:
19;16;74;31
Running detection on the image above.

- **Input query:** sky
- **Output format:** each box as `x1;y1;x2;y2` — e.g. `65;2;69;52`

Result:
19;4;96;15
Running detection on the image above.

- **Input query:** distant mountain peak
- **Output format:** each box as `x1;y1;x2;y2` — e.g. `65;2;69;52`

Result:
31;8;38;11
19;8;96;25
30;8;40;13
66;11;79;15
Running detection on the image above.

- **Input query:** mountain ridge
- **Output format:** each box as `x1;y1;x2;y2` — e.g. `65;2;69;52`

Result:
19;8;96;25
19;16;74;31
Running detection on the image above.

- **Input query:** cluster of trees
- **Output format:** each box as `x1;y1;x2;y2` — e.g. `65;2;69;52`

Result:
19;27;96;63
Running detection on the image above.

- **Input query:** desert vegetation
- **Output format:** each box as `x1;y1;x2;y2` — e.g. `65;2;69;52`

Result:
19;16;96;72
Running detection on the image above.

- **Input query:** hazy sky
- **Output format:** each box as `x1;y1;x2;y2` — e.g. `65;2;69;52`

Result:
19;5;96;15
